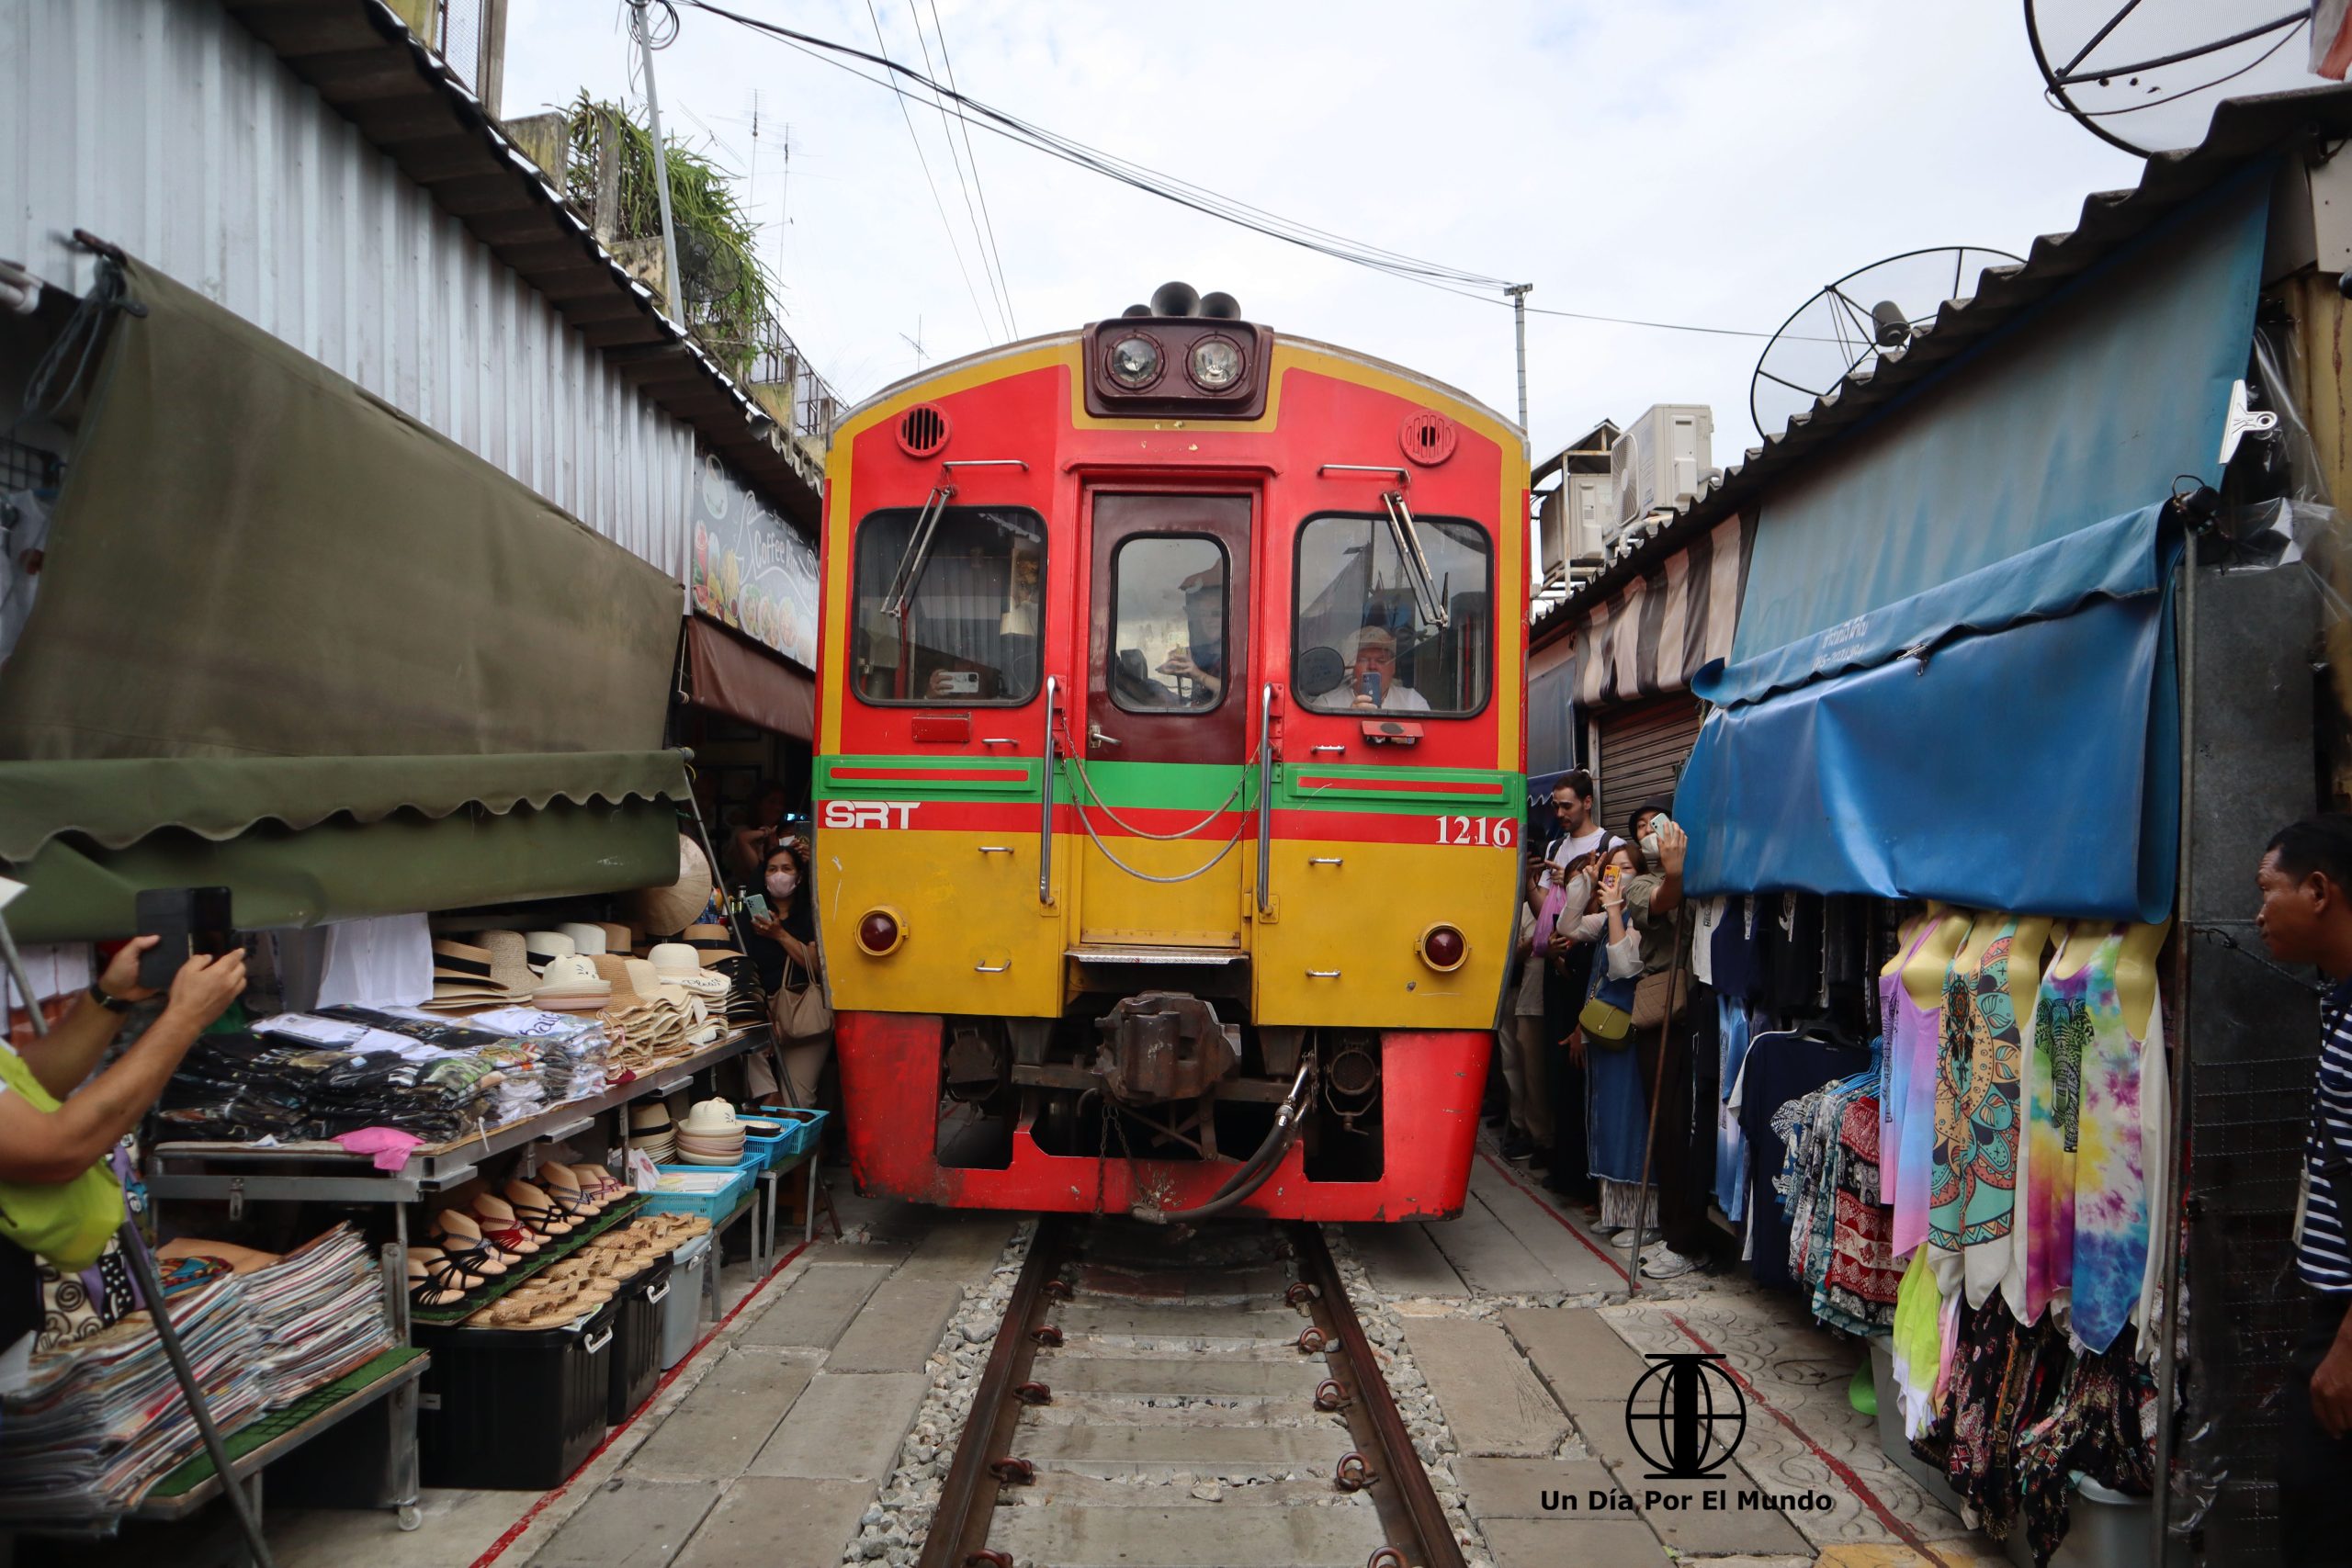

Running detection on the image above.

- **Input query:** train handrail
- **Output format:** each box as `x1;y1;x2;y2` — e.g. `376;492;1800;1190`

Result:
1256;682;1274;915
1038;674;1057;906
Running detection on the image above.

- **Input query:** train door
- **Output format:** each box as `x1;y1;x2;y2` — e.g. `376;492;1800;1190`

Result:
1075;491;1254;949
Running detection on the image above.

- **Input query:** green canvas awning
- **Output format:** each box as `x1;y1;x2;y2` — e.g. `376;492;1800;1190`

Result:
0;255;696;932
6;797;681;944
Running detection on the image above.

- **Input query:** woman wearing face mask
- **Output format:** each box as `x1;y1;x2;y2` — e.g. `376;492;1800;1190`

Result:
745;838;829;1104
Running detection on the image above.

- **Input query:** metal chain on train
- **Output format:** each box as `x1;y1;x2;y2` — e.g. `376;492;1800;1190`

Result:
1051;713;1259;885
1055;713;1255;840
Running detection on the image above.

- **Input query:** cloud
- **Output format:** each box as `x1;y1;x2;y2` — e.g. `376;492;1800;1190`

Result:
502;0;2144;457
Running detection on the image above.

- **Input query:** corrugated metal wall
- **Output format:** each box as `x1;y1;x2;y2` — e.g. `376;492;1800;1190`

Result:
0;0;692;584
1593;694;1702;840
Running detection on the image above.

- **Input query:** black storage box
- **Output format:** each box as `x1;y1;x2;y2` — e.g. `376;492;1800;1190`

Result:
416;1300;619;1490
606;1257;672;1424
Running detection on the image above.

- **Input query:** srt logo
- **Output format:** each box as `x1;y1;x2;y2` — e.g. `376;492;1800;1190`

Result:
821;800;919;829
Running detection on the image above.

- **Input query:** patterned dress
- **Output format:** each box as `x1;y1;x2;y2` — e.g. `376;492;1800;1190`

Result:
2022;927;2110;1326
1929;921;2026;1306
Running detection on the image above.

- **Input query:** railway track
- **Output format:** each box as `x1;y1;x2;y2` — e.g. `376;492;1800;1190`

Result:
916;1215;1467;1568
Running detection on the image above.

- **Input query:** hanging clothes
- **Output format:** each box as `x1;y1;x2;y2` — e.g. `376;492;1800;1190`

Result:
1781;1066;1899;1335
2023;925;2100;1327
1891;1251;1946;1439
1737;1031;1868;1291
1929;919;2028;1306
1882;918;1945;1257
1711;894;1764;1004
1714;995;1753;1221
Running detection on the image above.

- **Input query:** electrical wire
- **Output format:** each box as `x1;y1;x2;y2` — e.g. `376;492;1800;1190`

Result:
680;1;1808;342
906;0;1012;340
862;0;998;341
927;0;1017;339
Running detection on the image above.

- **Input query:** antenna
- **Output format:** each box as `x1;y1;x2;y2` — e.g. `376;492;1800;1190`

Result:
902;316;927;370
1748;246;2022;443
2024;1;2335;157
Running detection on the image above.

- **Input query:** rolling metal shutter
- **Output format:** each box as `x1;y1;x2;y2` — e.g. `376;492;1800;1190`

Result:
1594;694;1702;840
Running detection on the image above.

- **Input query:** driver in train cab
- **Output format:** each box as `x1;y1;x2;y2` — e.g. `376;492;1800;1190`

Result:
1349;624;1430;712
1157;570;1225;706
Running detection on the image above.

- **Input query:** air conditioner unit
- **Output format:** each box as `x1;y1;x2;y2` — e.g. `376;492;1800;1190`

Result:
1537;473;1613;570
1608;404;1713;535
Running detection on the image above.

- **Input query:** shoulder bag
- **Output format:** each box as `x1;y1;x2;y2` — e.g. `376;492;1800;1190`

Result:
0;1045;126;1271
772;953;834;1043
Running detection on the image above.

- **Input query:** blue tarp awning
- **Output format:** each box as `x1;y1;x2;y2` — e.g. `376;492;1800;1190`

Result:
1677;506;2182;921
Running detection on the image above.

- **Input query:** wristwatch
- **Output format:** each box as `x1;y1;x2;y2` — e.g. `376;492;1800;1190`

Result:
87;979;132;1013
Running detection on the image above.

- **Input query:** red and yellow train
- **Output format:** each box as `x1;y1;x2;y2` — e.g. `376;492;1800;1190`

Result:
811;283;1527;1222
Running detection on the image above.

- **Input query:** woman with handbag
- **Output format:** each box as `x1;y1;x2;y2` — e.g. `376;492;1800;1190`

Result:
1606;803;1703;1280
744;839;832;1108
1;938;247;1352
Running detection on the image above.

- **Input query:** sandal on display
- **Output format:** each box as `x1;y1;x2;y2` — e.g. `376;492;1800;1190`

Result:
429;1210;514;1276
503;1179;577;1237
538;1165;604;1219
572;1165;629;1204
411;1246;492;1296
470;1194;543;1257
406;1255;468;1308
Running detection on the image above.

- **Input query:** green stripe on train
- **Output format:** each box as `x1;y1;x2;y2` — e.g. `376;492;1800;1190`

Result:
817;755;1524;817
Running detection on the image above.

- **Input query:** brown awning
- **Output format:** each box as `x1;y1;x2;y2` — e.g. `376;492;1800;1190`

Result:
684;616;815;739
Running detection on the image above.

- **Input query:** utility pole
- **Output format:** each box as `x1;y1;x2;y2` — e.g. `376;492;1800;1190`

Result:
1504;283;1533;437
628;0;684;328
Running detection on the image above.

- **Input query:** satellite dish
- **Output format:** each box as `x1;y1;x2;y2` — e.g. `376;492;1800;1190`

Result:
2025;1;2333;158
1749;246;2023;443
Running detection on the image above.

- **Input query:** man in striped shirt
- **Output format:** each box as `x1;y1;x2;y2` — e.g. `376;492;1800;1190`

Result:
2262;814;2352;1562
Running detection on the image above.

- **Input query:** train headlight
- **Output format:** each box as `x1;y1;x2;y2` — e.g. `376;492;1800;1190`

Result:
1186;335;1244;391
856;908;907;957
1106;333;1164;389
1418;923;1467;972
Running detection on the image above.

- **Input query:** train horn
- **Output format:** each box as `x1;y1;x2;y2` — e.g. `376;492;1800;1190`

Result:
1148;280;1201;317
1197;290;1241;320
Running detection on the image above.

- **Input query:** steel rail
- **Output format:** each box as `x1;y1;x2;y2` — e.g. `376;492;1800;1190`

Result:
1291;1223;1469;1568
916;1214;1069;1568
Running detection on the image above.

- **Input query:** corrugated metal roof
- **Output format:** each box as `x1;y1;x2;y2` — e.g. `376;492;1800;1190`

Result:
1531;82;2352;649
215;0;822;528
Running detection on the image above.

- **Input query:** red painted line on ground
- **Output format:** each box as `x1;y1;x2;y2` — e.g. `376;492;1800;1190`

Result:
1475;1146;1628;1284
1660;1309;1953;1568
464;1236;813;1568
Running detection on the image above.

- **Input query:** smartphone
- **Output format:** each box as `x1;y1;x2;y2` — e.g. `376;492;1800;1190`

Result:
938;670;980;696
741;893;772;921
135;886;236;990
1358;670;1385;705
1600;864;1624;896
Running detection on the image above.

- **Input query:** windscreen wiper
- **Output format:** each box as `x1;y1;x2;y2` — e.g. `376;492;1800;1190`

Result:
879;485;956;620
1381;490;1449;629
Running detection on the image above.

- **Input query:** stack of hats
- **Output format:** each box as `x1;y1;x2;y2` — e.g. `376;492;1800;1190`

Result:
533;953;612;1013
423;939;534;1013
673;1100;746;1166
627;1102;676;1163
682;924;766;1033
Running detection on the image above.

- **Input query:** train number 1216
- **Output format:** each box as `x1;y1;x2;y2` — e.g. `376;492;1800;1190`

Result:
1434;816;1514;847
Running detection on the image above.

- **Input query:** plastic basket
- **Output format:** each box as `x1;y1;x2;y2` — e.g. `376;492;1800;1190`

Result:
753;1106;830;1162
640;1165;755;1221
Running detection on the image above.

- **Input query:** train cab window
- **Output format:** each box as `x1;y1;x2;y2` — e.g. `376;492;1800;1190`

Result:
851;506;1046;705
1109;536;1227;712
1293;513;1490;716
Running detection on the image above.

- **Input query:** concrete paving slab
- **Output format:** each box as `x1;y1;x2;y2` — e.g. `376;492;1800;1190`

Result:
1340;1222;1471;1298
739;1262;893;1350
671;1478;871;1568
1018;1423;1348;1477
1469;1158;1630;1292
746;1371;927;1481
1055;1303;1303;1341
268;1488;531;1568
1045;1355;1328;1398
1454;1456;1616;1517
1400;1317;1568;1458
1420;1189;1568;1296
1503;1305;1652;1404
989;1501;1387;1567
1478;1517;1673;1567
526;1478;718;1568
893;1214;1016;1281
628;1348;816;1479
822;1276;966;1371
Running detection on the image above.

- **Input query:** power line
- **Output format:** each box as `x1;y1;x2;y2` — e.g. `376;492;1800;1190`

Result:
903;0;1011;339
925;0;1016;338
861;0;996;341
682;1;1815;345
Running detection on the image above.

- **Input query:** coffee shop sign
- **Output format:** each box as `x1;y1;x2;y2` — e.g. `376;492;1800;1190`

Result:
690;453;820;669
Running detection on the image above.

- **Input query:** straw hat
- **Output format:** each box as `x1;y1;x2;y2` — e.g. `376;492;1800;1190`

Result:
534;954;611;1010
623;958;664;999
628;834;715;939
476;931;539;996
598;921;637;955
684;923;745;960
680;1100;742;1136
559;921;608;957
650;942;729;998
588;953;651;1009
524;931;576;971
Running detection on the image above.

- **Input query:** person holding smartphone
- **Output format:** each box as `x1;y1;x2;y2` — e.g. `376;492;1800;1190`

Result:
1;937;248;1350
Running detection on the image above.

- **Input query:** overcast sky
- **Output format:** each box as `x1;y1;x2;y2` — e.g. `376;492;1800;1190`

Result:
503;0;2147;469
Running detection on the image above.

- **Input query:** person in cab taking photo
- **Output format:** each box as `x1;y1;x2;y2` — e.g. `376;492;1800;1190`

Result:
1347;624;1430;712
